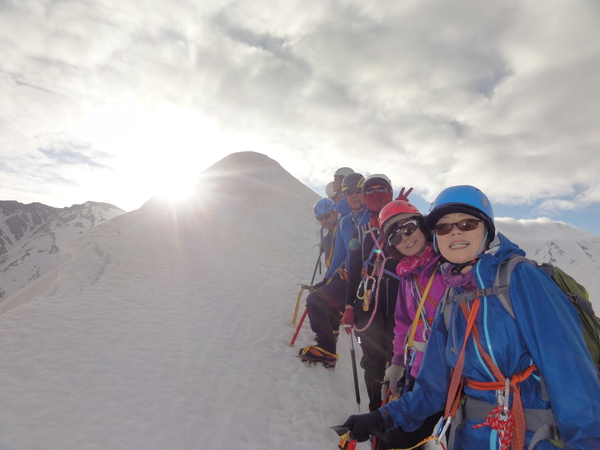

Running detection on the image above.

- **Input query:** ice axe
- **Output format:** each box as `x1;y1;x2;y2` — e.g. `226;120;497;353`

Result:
331;426;357;450
292;247;323;324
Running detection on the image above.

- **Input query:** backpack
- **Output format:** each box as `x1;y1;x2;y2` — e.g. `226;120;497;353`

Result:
443;255;600;377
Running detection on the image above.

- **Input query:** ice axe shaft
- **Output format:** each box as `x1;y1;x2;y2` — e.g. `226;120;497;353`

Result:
289;307;308;346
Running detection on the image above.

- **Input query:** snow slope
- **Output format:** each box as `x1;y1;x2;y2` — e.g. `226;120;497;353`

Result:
0;152;366;450
0;151;598;450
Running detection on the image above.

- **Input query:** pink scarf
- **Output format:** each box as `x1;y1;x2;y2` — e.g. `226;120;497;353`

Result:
395;244;435;276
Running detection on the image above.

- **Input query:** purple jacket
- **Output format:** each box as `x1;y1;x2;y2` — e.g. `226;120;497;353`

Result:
391;253;446;379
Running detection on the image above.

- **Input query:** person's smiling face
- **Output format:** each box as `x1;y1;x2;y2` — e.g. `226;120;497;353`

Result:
434;212;486;267
391;219;428;257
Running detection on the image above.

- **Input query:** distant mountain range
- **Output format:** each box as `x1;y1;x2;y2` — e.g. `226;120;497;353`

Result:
0;200;124;300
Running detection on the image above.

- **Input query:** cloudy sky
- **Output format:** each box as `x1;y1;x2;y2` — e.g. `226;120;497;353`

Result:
1;0;600;233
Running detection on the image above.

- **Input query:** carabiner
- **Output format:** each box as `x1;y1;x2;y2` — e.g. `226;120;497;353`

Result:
356;279;366;300
502;378;510;416
436;417;451;442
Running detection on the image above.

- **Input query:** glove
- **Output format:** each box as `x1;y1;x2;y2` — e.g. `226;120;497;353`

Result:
382;364;405;399
342;411;386;442
311;279;327;291
395;187;413;202
340;307;355;334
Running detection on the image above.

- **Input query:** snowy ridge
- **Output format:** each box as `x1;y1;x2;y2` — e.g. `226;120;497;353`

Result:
0;152;599;449
0;201;124;300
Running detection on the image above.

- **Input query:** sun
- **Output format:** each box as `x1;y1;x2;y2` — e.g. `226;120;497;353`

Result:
153;171;198;202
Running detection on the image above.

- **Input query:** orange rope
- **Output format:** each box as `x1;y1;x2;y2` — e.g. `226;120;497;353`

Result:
444;298;481;418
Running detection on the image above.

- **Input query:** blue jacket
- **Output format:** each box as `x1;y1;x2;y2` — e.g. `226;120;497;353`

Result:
381;233;600;449
324;209;369;280
335;196;352;217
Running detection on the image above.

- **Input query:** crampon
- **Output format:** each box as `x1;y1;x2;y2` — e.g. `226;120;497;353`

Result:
298;345;339;369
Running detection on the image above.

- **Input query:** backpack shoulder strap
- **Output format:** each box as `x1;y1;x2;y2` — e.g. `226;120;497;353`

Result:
442;255;535;324
442;286;453;331
493;255;535;319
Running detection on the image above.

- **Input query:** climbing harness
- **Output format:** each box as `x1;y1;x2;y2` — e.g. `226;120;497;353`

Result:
354;224;395;332
443;297;536;450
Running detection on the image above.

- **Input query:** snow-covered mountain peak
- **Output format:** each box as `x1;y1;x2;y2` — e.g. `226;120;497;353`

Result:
497;217;600;305
197;151;317;199
0;200;125;300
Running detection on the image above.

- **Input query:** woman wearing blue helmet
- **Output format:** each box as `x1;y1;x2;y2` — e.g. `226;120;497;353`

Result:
342;185;600;450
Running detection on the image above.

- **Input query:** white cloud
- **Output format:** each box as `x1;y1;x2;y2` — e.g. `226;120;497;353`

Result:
1;0;599;219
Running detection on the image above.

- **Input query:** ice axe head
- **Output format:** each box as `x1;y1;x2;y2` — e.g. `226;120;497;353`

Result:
331;426;357;450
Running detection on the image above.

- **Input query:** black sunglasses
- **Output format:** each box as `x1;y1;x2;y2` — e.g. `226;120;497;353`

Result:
433;219;483;236
344;188;362;196
316;211;333;221
387;220;420;246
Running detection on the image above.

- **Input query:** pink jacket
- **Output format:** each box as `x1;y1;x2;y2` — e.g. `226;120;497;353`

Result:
391;253;446;379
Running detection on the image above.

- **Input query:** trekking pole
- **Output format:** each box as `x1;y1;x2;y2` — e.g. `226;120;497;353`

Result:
310;248;324;285
345;325;361;413
292;249;323;324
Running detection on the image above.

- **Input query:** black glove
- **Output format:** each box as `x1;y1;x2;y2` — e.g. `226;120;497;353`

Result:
342;411;386;442
311;279;327;291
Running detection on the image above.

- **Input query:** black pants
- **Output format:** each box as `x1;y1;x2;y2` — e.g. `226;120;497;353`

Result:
355;277;397;411
305;275;347;354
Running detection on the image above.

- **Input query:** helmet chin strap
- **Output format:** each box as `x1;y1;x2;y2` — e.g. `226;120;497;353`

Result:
449;230;488;275
450;258;479;275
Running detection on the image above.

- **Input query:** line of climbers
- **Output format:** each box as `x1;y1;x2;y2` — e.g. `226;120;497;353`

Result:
297;171;600;450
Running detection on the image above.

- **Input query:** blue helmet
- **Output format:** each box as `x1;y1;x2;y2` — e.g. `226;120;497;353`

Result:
314;198;336;217
425;185;495;237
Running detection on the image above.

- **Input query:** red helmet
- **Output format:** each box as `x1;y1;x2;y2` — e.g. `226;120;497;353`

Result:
378;200;421;235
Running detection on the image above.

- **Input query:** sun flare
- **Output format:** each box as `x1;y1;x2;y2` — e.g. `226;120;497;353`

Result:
154;175;197;201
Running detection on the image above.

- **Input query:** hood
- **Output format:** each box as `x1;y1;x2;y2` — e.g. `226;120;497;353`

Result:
473;233;526;289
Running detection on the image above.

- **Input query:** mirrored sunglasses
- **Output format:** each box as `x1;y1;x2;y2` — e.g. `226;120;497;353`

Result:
433;219;483;236
364;187;391;195
387;220;419;246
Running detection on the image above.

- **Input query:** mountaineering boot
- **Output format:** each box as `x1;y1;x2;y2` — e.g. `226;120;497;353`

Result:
298;345;339;369
314;330;339;343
